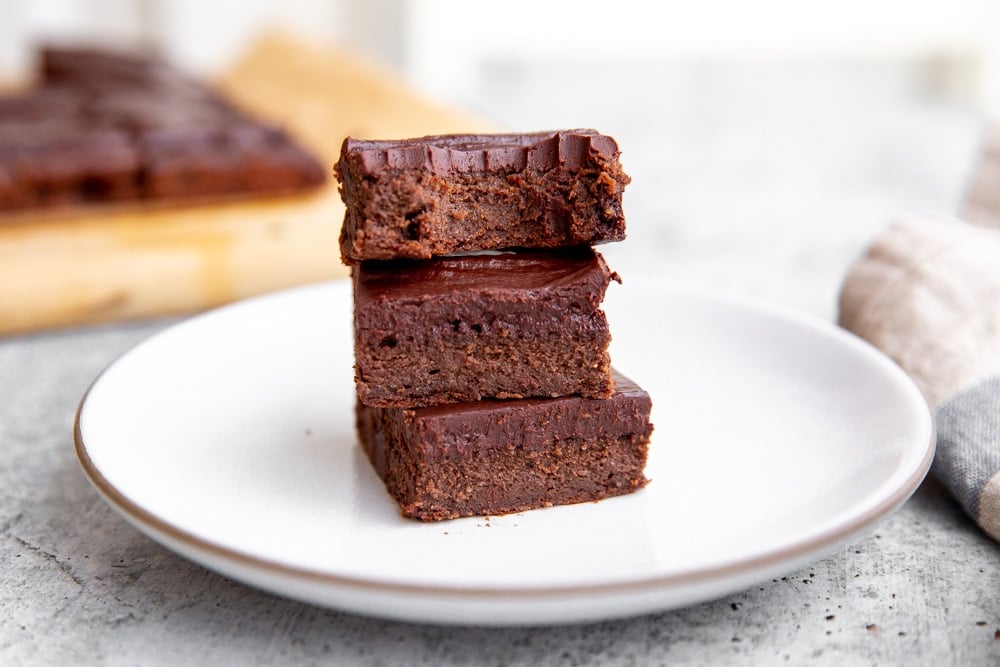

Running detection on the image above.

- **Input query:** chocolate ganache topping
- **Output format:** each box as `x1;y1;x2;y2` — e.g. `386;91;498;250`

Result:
342;129;620;175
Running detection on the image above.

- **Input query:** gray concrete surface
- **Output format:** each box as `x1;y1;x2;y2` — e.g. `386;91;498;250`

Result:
3;61;1000;664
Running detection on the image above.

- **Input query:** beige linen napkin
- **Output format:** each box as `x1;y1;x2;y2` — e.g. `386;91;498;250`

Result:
964;129;1000;227
839;215;1000;541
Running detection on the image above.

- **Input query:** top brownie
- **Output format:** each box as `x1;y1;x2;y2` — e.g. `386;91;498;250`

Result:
335;130;630;262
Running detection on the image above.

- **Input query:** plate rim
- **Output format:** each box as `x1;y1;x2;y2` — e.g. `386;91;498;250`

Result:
73;279;936;600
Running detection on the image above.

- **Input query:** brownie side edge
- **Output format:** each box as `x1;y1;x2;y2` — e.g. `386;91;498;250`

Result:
355;370;654;521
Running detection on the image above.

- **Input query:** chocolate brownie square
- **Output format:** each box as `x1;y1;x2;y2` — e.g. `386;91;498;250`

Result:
357;370;653;521
138;123;323;199
0;123;139;207
353;247;618;408
336;130;630;262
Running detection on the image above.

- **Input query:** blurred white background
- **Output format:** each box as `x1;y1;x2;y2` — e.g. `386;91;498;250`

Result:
3;0;999;112
1;0;997;317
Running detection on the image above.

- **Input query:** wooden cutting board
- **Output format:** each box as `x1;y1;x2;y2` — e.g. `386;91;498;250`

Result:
0;32;489;336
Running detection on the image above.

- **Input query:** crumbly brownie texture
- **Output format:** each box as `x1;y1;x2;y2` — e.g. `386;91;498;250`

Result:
335;130;630;262
0;47;324;211
357;369;652;521
353;247;618;408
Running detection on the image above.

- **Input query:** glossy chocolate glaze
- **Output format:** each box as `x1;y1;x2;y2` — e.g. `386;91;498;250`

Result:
341;130;620;176
354;247;617;309
417;369;646;420
365;369;652;464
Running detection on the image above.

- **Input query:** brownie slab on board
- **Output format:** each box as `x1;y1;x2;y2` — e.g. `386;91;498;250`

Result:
0;47;324;212
357;370;653;521
353;247;618;408
335;130;630;262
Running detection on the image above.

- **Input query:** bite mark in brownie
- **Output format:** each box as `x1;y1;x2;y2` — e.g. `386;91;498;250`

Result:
336;130;630;262
353;247;619;408
357;370;653;521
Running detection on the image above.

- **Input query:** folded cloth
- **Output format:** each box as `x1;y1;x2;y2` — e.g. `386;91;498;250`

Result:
839;215;1000;541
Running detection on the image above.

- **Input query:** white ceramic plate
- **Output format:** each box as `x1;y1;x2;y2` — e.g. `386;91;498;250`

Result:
75;279;933;626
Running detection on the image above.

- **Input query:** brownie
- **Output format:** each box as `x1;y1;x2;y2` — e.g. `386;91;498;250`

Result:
0;46;324;212
353;247;619;408
357;369;652;521
138;123;323;199
335;130;630;262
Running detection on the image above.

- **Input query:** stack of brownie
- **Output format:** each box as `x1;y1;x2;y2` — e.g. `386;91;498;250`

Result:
335;130;653;521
